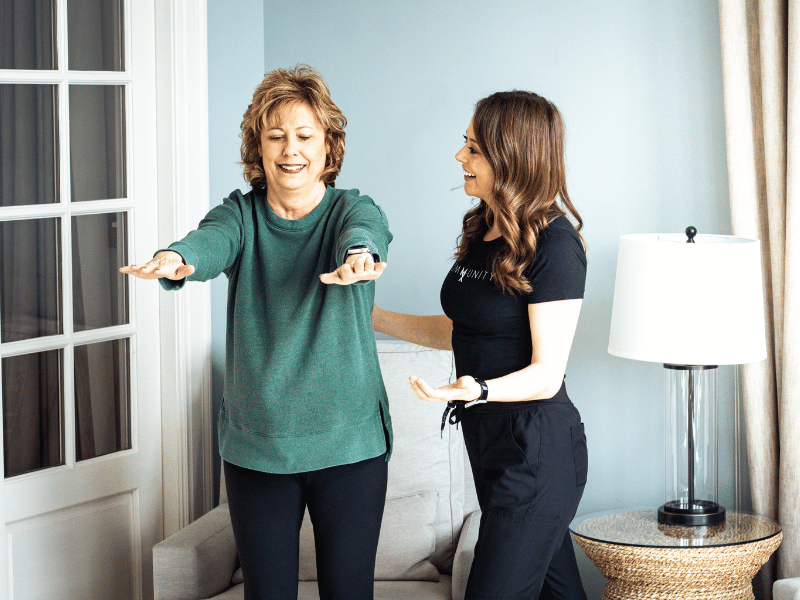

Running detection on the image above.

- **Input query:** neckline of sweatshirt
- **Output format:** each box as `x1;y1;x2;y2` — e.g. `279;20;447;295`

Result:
261;185;333;232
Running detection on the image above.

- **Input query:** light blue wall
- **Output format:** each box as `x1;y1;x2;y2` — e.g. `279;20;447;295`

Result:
209;1;743;596
207;0;265;505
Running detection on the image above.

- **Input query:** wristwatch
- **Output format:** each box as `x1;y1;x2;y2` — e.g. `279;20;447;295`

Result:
464;377;489;408
347;245;370;255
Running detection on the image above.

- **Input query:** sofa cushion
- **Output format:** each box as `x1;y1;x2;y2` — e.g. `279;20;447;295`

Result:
298;491;440;581
377;341;465;573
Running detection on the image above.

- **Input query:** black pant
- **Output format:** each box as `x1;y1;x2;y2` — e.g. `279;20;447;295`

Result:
461;386;588;600
223;454;388;600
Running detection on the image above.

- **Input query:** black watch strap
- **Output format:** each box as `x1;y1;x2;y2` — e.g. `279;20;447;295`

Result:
465;377;489;407
475;377;489;400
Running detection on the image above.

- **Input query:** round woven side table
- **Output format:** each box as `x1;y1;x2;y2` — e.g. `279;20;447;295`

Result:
570;508;782;600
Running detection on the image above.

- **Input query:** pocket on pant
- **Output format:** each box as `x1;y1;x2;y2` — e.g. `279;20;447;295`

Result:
472;412;542;513
570;423;588;487
508;411;541;476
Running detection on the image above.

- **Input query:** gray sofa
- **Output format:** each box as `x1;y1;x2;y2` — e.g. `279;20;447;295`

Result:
153;340;481;600
775;578;800;600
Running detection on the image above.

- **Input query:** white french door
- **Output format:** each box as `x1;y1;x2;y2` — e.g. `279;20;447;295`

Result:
0;1;163;599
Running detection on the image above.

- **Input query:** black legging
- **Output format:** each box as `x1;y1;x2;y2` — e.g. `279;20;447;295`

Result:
223;454;388;600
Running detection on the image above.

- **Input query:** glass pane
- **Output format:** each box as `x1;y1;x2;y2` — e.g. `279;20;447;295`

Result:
3;349;64;478
0;0;57;69
0;84;59;207
74;338;130;461
69;85;126;202
72;213;128;332
0;218;62;343
67;0;124;71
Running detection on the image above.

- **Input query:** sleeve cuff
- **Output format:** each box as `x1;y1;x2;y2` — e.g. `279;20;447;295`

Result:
154;244;195;291
336;230;384;265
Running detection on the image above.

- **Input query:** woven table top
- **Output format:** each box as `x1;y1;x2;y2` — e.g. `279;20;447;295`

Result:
570;508;781;548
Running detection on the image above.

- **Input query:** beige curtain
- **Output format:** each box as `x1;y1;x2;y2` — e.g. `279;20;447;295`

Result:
718;0;799;596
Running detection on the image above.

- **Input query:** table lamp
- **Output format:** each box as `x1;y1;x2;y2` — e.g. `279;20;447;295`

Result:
608;227;766;526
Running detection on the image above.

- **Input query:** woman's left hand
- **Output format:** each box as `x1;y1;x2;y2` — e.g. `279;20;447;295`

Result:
408;375;481;403
320;252;387;285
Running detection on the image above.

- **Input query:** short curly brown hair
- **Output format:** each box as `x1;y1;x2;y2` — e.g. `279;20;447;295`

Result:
240;64;346;191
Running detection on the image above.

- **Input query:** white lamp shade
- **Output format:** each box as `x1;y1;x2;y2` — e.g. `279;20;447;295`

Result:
608;233;767;366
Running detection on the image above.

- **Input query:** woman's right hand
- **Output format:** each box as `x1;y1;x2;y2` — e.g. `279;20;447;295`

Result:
119;250;195;280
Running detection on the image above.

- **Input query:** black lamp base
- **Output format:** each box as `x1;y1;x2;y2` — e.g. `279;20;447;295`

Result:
658;500;726;526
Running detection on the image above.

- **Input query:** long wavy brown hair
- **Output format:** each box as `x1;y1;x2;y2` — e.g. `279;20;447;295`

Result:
456;91;584;294
240;64;346;191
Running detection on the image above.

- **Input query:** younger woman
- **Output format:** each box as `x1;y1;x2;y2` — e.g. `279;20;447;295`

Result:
374;90;588;600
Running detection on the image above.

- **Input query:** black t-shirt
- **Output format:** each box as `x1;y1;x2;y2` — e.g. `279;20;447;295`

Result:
440;215;586;382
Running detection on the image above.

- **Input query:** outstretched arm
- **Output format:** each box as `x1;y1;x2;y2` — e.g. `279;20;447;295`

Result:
409;298;582;402
372;305;453;351
119;250;195;280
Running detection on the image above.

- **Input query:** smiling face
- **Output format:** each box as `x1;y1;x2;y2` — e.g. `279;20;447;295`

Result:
260;102;328;200
455;120;495;203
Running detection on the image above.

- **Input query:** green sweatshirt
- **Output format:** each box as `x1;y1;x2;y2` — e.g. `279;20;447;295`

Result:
160;186;393;474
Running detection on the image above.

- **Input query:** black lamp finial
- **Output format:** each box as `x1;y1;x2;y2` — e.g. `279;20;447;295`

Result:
686;226;697;243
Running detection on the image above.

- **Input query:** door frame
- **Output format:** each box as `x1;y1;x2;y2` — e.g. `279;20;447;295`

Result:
154;0;213;537
0;2;212;597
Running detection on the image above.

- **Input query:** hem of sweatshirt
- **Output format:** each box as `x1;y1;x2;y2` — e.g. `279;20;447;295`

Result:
218;410;390;474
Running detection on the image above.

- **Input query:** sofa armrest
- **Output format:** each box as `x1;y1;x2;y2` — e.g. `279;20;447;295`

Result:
452;510;480;600
775;578;800;600
153;505;238;600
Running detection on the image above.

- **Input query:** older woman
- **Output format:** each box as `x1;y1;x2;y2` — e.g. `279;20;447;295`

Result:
122;65;392;600
374;91;588;599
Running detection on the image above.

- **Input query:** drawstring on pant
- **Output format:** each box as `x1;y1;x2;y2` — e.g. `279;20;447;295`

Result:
441;401;466;437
